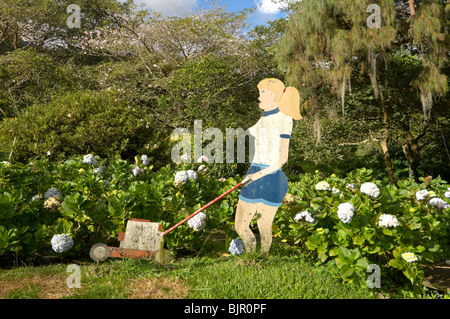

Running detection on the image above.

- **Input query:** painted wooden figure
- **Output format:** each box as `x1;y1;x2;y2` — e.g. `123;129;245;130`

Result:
235;78;303;256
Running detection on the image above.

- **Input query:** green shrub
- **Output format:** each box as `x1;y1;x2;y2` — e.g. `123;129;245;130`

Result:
275;168;450;291
0;90;158;162
0;154;241;265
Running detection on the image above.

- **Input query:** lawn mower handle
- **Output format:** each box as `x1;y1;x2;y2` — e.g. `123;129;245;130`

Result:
161;177;252;237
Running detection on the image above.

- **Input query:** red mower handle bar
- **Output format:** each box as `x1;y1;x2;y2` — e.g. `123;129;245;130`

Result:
161;177;252;237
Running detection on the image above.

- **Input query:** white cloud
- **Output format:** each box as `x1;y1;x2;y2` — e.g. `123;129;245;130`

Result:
127;0;198;17
255;0;287;15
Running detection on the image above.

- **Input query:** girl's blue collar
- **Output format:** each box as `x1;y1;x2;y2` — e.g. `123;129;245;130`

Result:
262;107;279;117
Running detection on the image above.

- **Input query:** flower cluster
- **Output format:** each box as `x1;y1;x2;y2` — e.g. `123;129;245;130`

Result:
141;155;150;165
429;197;450;210
294;211;315;223
132;166;144;176
31;194;42;201
401;252;418;263
345;183;358;190
44;187;61;199
94;166;104;174
174;170;198;186
360;182;380;198
196;155;210;163
198;165;208;175
44;196;61;211
83;154;97;166
229;238;245;255
337;202;355;224
51;234;74;253
283;193;295;205
187;212;207;231
378;214;399;228
415;189;429;201
315;181;331;191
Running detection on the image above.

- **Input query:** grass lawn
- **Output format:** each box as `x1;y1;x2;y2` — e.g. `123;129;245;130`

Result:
0;242;378;299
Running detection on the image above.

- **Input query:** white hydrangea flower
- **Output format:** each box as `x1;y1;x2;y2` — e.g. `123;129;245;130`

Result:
83;154;97;165
198;165;208;174
180;154;190;163
187;212;207;231
444;191;450;199
218;177;226;182
229;239;245;255
294;211;315;223
44;187;61;199
401;252;418;263
360;182;381;198
94;166;104;174
174;171;188;186
332;187;340;194
337;202;355;224
44;196;61;211
429;197;450;209
345;183;358;190
132;166;144;176
51;234;74;253
415;189;429;201
141;155;150;165
315;181;331;191
378;214;399;228
186;170;198;181
31;194;42;201
196;155;210;163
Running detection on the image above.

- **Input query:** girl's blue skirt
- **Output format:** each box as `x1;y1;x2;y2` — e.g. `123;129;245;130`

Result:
239;163;288;207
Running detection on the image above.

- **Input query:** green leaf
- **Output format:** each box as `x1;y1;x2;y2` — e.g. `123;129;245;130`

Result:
389;258;403;270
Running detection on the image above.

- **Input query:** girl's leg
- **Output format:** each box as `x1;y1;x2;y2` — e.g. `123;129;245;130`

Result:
234;200;258;253
256;203;279;256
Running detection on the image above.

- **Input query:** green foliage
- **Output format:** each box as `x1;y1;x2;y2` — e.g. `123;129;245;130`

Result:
0;89;156;162
275;168;450;290
0;154;242;264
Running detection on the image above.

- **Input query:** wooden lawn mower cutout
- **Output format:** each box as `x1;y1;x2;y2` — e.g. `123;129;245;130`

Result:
90;177;251;266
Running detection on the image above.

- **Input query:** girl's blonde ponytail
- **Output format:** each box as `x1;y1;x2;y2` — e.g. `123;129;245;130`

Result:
278;87;302;120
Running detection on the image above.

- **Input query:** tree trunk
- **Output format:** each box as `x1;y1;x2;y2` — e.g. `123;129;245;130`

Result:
408;0;416;16
380;134;395;185
401;132;421;182
379;91;395;185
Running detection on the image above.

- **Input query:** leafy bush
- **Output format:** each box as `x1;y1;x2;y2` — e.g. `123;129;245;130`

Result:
0;47;72;117
1;153;448;294
275;168;450;291
0;154;241;265
0;90;159;162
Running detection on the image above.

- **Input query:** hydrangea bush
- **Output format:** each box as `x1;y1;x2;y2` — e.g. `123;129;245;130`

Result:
0;155;448;292
274;168;449;288
0;153;240;263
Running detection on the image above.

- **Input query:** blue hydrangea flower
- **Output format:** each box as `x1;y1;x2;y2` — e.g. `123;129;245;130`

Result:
44;187;61;199
229;239;245;255
187;212;207;231
51;234;74;253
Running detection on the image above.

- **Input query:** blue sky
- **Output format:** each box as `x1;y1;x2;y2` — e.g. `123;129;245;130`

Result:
128;0;288;26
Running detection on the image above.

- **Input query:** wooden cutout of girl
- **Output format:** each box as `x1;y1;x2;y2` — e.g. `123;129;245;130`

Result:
235;78;302;256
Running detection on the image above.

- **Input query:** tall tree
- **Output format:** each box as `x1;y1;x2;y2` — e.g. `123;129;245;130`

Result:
276;0;449;184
